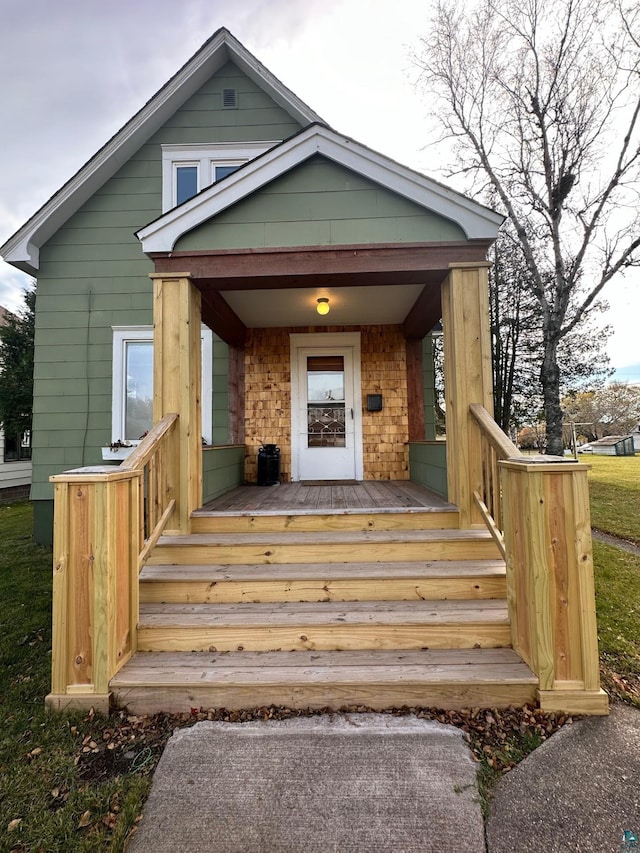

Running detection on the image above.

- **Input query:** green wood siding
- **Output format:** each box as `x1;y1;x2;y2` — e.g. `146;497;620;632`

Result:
212;336;230;444
409;441;448;498
31;62;301;502
202;445;245;504
176;155;466;251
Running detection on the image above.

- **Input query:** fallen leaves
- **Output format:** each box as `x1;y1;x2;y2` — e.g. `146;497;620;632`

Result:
102;812;118;830
8;818;22;832
69;700;572;791
77;810;92;829
600;663;640;705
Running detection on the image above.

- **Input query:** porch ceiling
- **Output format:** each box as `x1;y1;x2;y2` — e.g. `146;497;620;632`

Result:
151;240;492;346
223;283;425;328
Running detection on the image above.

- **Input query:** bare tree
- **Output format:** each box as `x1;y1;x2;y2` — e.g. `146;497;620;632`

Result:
564;382;640;437
416;0;640;453
490;227;612;434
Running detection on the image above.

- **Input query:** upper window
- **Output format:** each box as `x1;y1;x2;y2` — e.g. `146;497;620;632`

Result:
162;142;279;212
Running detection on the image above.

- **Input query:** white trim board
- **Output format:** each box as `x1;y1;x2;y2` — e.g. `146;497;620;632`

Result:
137;124;503;253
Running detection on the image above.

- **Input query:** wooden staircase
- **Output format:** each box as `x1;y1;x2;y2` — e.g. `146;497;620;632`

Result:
110;507;538;713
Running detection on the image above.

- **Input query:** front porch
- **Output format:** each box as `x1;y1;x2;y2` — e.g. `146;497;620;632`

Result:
47;404;608;716
200;479;454;513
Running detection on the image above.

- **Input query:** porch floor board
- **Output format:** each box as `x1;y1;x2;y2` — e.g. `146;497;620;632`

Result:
198;480;455;515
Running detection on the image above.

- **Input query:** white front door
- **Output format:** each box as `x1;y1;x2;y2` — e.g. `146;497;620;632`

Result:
290;333;363;481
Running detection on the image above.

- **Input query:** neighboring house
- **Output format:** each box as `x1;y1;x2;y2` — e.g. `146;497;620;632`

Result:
0;29;606;717
588;435;635;456
631;424;640;452
0;305;32;503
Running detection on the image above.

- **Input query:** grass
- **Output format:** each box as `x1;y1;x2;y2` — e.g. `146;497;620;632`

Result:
0;503;152;852
586;454;640;704
593;542;640;687
586;453;640;543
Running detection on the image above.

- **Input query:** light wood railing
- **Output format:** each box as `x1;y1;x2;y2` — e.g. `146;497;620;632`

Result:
120;414;179;569
469;403;521;558
469;403;608;715
46;413;178;712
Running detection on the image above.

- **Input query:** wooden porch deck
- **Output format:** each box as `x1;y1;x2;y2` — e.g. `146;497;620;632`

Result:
199;480;455;514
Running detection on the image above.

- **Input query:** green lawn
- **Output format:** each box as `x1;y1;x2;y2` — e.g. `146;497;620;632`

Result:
585;454;640;703
0;503;152;852
586;453;640;543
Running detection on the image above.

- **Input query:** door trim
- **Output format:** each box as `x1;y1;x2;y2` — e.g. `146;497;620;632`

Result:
290;332;363;482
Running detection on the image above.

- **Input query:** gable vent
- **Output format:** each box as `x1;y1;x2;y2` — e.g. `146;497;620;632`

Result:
222;88;238;108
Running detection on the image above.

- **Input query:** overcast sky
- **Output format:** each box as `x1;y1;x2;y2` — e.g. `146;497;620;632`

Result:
1;0;638;380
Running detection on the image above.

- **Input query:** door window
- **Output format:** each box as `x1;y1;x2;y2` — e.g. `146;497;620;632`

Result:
306;355;346;448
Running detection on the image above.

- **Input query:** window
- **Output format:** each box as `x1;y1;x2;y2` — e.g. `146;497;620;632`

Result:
161;142;279;211
3;430;31;462
175;164;199;206
112;326;213;444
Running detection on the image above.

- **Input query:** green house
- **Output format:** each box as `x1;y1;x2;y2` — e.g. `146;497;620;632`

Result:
0;29;607;717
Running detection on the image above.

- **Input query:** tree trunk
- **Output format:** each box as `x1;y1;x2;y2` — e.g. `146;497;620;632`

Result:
541;333;564;456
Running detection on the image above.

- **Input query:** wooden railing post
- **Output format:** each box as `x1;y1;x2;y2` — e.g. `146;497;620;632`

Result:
151;272;202;533
500;458;608;715
47;416;178;712
441;263;493;528
46;469;141;712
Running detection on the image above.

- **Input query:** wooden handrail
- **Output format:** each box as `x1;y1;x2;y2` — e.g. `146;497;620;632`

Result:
46;412;181;712
468;403;523;556
468;403;607;713
469;403;521;459
120;413;178;471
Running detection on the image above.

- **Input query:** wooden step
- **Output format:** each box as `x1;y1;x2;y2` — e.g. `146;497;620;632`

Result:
137;599;511;653
190;508;460;534
139;560;507;604
148;529;501;566
110;648;537;713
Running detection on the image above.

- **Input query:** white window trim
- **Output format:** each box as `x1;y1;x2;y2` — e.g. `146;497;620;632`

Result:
161;141;280;212
112;325;213;445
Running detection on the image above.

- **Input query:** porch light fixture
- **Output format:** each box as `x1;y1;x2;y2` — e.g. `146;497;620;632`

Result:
316;297;330;316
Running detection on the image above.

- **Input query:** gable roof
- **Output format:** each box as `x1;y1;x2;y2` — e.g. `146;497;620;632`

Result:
137;123;503;253
0;28;324;275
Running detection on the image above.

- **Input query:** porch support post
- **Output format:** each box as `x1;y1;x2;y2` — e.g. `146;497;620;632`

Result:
441;262;493;528
151;272;202;533
406;338;426;442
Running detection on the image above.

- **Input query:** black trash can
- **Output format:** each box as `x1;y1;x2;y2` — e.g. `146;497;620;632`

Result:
257;443;280;486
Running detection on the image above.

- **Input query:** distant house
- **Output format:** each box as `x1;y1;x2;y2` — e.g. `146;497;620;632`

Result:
588;435;635;456
629;425;640;452
0;306;32;502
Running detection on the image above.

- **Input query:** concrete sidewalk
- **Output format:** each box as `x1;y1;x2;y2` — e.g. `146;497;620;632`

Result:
126;714;485;853
126;705;640;853
486;702;640;853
